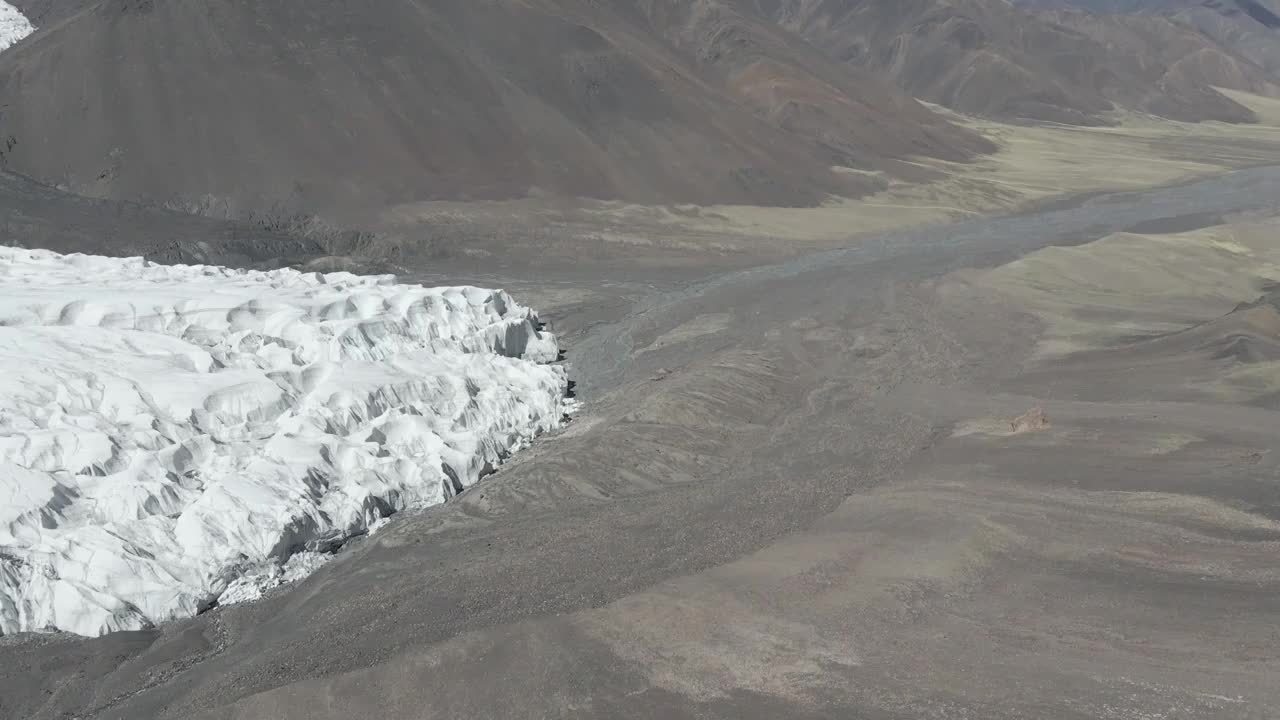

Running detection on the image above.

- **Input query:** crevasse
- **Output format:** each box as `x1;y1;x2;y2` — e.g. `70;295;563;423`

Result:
0;247;573;636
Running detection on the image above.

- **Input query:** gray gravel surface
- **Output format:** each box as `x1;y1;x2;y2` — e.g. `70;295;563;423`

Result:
3;168;1280;719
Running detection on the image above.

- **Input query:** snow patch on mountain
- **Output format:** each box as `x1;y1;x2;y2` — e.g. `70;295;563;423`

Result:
0;2;34;52
0;247;573;637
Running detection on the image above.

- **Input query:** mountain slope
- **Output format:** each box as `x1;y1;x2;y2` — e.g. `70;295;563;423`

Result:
768;0;1279;124
0;169;322;266
1018;0;1280;77
0;0;989;216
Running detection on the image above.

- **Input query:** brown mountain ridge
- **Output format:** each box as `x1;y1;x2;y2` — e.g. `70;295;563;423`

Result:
769;0;1280;124
0;0;989;216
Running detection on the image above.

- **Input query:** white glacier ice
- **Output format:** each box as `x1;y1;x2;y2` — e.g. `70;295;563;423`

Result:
0;2;34;52
0;247;572;637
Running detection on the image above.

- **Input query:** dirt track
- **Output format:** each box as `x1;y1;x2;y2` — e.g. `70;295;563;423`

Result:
4;168;1280;719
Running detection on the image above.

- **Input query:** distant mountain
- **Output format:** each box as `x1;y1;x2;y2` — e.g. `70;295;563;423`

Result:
1;0;1275;221
1017;0;1280;24
1016;0;1280;76
769;0;1279;124
0;0;989;216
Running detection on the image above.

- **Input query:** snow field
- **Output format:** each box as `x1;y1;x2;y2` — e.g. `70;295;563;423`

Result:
0;2;34;53
0;247;572;636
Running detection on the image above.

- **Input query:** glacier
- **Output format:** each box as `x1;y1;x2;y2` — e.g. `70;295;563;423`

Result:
0;247;573;637
0;1;34;52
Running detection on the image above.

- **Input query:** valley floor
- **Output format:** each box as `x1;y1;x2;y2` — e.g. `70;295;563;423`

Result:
341;90;1280;272
3;158;1280;718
